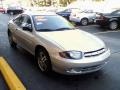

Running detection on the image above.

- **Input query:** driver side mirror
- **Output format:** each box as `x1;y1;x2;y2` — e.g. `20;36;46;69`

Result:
22;24;32;32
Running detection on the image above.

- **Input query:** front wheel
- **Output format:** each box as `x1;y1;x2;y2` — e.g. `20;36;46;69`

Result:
36;48;52;73
109;21;118;30
8;32;17;48
81;18;88;26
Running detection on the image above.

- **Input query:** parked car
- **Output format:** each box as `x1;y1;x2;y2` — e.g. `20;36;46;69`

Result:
7;6;23;15
95;9;120;30
0;7;5;13
24;7;57;13
8;11;110;75
56;8;80;20
70;10;97;26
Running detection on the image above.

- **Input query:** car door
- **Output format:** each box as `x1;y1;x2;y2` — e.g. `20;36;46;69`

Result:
115;10;120;24
20;15;35;54
61;9;71;19
12;15;26;47
13;14;35;54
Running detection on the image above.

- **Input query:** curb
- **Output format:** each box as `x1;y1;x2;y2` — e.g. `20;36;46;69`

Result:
0;57;26;90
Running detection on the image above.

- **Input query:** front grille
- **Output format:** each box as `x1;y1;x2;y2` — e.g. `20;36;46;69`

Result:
84;48;106;57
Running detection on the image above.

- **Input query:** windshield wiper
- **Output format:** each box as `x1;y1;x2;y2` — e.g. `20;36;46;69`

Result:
37;27;78;32
55;27;74;30
37;29;54;32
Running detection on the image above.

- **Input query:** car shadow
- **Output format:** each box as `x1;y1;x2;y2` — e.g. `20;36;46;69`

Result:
13;45;105;81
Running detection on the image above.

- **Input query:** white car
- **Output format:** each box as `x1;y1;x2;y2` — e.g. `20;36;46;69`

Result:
8;11;110;75
70;10;97;26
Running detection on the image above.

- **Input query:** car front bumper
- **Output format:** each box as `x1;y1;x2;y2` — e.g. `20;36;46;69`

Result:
95;19;108;26
51;49;110;75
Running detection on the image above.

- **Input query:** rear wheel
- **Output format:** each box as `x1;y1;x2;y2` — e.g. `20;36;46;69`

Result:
81;18;88;26
109;21;118;30
10;11;14;15
8;32;17;48
36;48;52;73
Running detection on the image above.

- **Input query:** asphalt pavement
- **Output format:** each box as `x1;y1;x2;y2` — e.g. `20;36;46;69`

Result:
0;13;120;90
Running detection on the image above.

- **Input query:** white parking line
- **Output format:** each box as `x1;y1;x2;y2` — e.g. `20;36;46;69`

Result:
94;30;120;35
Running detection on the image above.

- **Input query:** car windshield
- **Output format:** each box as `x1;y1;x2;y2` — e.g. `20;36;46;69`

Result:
111;10;120;15
33;15;74;31
101;9;119;14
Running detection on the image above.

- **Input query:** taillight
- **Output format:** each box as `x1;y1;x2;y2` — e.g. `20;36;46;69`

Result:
99;15;106;19
96;13;106;20
98;13;106;19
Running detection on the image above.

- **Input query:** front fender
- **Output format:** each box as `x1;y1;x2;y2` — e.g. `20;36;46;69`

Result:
109;18;118;22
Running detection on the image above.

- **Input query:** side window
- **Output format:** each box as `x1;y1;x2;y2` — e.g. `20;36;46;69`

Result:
13;16;21;26
64;9;71;13
26;16;32;25
112;10;120;15
116;11;120;15
13;15;25;27
21;15;32;32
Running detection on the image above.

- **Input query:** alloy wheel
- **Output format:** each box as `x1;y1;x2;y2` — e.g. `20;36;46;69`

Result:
109;21;118;30
37;51;48;71
81;18;88;26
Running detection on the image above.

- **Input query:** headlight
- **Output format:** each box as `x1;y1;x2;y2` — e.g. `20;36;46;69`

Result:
59;51;83;60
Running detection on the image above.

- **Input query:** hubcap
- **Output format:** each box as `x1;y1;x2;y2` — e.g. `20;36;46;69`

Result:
37;51;48;71
110;22;117;30
81;19;88;25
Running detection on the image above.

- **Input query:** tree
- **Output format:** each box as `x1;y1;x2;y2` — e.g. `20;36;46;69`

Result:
47;0;52;6
32;0;76;6
59;0;76;6
32;0;52;6
92;0;104;1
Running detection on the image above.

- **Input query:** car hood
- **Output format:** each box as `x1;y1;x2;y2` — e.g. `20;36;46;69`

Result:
37;30;105;52
78;13;96;16
101;13;119;18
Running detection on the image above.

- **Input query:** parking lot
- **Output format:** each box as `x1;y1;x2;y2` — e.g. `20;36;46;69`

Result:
0;13;120;90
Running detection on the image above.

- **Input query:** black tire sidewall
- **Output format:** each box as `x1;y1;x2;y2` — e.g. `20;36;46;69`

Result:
81;18;88;26
8;33;17;48
109;21;118;30
36;48;52;73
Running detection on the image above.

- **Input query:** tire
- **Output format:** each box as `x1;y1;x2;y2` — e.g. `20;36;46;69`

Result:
2;11;5;14
36;48;52;73
8;32;17;48
9;11;14;15
109;21;118;30
80;18;88;26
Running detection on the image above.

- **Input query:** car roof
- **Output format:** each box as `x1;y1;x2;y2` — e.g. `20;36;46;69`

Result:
23;11;57;16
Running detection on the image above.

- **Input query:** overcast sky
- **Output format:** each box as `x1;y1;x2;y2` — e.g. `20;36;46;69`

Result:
68;0;120;12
